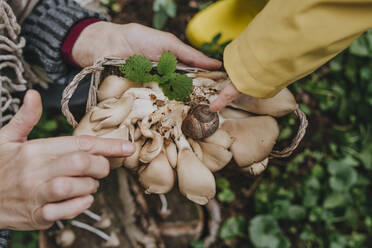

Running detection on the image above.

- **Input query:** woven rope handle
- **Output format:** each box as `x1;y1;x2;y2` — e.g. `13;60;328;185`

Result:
61;57;206;127
61;57;308;157
269;108;308;158
61;62;104;127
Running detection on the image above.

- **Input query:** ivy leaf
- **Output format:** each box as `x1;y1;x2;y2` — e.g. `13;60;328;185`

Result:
349;31;372;58
217;188;235;203
323;192;350;209
216;178;230;189
288;205;306;220
219;216;245;240
249;215;290;248
120;55;153;83
190;240;204;248
153;9;169;30
160;73;192;101
153;0;176;17
327;160;358;192
356;142;372;170
157;51;177;75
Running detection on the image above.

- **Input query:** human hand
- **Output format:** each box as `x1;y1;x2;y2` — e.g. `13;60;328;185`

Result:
0;90;135;230
72;22;222;69
209;82;241;112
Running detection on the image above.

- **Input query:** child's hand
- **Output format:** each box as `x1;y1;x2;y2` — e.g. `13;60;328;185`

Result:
72;22;221;70
209;82;241;112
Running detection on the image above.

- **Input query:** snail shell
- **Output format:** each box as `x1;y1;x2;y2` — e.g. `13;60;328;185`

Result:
181;104;219;140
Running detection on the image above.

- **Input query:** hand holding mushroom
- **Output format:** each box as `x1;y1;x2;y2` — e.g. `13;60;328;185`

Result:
0;91;135;230
66;52;306;206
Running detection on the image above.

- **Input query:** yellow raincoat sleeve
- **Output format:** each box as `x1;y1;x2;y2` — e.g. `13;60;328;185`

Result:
224;0;372;98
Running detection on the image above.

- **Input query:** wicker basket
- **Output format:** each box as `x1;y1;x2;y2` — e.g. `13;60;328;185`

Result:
61;57;308;159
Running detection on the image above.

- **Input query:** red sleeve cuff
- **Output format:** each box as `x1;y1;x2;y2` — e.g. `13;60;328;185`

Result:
61;18;103;68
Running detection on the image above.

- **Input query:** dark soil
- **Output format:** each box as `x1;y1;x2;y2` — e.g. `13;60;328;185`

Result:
112;0;200;42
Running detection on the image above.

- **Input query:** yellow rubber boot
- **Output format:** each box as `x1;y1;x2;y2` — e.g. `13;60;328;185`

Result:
186;0;268;48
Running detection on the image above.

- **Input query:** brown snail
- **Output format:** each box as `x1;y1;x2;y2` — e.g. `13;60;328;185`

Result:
182;104;219;140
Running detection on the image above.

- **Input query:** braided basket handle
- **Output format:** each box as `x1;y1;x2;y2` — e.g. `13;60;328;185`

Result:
61;57;308;157
61;57;207;127
269;108;308;158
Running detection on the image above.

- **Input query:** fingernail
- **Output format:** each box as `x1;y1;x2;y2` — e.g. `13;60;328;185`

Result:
209;104;217;112
122;143;135;154
85;195;94;205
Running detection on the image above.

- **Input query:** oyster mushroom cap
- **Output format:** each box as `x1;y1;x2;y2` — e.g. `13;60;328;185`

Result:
56;229;76;247
73;108;115;136
165;140;178;168
139;131;164;163
192;77;217;87
203;129;233;149
91;95;135;131
240;158;269;176
124;98;158;124
221;116;279;167
177;147;216;205
187;138;203;161
138;151;175;194
123;87;166;101
143;81;165;97
133;127;142;141
94;214;112;229
123;138;145;170
219;107;251;119
176;136;215;205
97;75;140;101
230;88;298;117
199;141;233;172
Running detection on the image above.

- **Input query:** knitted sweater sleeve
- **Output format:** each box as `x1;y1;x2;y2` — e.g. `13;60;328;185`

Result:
0;230;9;248
21;0;105;85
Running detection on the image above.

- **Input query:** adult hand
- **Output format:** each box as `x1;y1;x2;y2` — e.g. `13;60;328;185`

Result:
72;22;222;69
0;90;135;230
209;82;241;112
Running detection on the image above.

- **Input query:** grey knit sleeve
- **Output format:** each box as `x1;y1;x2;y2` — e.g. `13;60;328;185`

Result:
20;0;105;85
0;230;9;248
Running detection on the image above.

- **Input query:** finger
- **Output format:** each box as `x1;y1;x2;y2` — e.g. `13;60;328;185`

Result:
48;152;110;179
168;37;222;70
27;135;135;157
0;90;42;143
37;195;94;223
209;83;240;112
40;177;99;203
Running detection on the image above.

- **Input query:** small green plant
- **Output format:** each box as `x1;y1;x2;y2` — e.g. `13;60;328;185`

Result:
152;0;177;30
200;33;231;60
11;231;39;248
216;177;235;203
219;216;246;241
190;239;205;248
99;0;121;13
120;51;192;101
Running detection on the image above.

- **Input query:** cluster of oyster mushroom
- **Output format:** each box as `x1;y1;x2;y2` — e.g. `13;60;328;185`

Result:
73;71;299;205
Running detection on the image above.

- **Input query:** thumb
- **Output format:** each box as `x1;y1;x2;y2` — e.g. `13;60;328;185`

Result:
0;90;42;143
169;38;222;70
